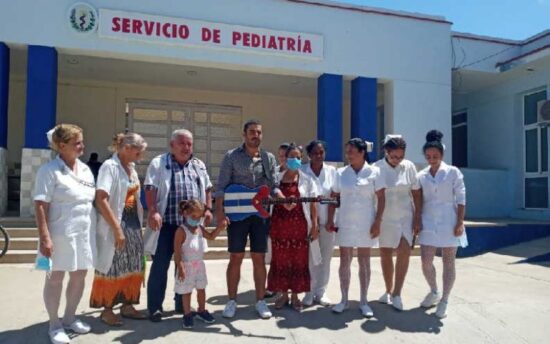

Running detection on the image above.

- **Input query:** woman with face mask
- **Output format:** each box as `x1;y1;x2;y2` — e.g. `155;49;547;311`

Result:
374;135;422;311
267;143;319;312
416;130;467;319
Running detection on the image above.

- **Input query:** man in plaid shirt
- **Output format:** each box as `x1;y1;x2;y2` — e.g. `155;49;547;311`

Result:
143;129;213;322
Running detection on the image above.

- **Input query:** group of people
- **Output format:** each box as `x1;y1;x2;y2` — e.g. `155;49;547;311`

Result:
33;119;467;344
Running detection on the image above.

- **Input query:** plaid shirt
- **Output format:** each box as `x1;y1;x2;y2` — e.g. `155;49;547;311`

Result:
164;155;201;225
215;144;279;198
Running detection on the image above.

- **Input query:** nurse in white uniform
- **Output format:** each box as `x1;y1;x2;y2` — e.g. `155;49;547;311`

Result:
327;138;386;318
34;124;96;344
301;140;337;307
417;130;467;319
374;135;422;311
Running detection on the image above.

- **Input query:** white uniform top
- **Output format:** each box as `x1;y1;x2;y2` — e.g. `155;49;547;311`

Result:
33;156;96;271
374;158;420;248
417;161;468;248
300;163;337;226
332;162;386;248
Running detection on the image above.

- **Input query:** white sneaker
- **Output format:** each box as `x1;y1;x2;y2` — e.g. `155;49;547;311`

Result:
222;300;237;318
255;300;272;319
63;319;91;334
302;292;314;306
420;291;441;308
378;292;392;304
316;295;332;307
360;303;374;318
435;301;448;318
49;328;70;344
391;296;403;311
331;301;348;313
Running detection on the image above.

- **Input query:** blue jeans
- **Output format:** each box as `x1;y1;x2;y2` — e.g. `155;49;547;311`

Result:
147;223;182;314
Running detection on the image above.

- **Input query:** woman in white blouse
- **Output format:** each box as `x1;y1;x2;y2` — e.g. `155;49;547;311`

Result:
417;130;467;319
327;138;385;318
301;140;337;307
374;135;422;311
90;133;147;326
34;124;95;344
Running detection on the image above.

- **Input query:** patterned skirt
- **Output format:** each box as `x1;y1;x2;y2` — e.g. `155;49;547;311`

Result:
90;208;144;308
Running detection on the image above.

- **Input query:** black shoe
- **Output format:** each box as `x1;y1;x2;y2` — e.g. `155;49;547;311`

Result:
149;310;163;322
196;310;215;324
264;290;276;298
182;313;194;329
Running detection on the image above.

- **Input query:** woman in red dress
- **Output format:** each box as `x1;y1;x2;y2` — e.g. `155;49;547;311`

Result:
268;144;319;311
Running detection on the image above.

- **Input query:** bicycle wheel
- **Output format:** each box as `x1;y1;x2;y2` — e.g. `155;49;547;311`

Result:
0;224;9;258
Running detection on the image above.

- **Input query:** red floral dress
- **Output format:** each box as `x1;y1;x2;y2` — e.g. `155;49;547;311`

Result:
267;181;310;293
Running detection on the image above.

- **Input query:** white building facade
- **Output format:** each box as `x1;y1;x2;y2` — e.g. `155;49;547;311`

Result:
0;0;547;220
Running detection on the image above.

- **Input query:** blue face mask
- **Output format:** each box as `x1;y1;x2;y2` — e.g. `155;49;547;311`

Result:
35;254;52;272
286;158;302;171
186;216;202;227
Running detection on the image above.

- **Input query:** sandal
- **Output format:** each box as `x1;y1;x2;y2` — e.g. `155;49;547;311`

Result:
274;294;289;309
120;305;147;320
101;309;123;326
291;296;303;312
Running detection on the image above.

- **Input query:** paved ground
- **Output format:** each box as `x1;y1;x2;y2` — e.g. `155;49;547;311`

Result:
1;237;549;344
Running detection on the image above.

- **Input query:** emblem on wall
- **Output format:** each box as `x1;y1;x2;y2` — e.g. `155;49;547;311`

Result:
68;2;98;34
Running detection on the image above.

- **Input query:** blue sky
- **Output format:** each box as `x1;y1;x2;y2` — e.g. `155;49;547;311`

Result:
337;0;549;40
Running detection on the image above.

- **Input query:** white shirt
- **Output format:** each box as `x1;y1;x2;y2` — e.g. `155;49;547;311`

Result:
374;158;420;247
33;156;96;271
332;162;385;248
300;163;337;226
417;161;468;247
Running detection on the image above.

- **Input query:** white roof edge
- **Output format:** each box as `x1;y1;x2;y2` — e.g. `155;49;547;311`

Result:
452;31;521;45
453;29;550;45
286;0;450;23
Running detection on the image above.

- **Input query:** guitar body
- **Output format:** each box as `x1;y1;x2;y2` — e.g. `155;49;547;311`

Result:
224;184;271;221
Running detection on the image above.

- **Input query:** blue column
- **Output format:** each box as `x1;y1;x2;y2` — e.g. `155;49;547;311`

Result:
351;76;377;161
0;43;9;149
317;73;343;161
25;46;57;149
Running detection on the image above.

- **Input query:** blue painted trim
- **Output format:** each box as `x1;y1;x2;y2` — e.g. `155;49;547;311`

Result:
317;74;343;161
0;43;9;148
224;199;253;207
351;77;377;161
457;223;550;257
25;46;57;149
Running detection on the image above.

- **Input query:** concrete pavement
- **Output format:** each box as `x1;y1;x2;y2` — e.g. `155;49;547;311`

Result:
1;237;549;343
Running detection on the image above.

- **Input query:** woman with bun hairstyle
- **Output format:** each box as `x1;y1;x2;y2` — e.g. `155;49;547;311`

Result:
374;135;422;311
416;130;467;319
34;124;96;344
90;132;148;326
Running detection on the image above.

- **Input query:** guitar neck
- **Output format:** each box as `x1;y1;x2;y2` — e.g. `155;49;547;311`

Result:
264;197;318;205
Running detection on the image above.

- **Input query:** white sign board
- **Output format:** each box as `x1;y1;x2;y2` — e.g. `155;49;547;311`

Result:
98;9;324;60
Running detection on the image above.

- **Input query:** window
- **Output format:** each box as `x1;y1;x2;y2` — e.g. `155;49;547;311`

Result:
452;111;467;168
523;89;548;209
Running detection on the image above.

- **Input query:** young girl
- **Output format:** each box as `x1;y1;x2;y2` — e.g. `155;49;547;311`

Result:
173;200;223;329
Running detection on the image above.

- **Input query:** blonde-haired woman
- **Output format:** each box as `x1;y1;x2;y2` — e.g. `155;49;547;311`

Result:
34;124;95;344
89;133;148;326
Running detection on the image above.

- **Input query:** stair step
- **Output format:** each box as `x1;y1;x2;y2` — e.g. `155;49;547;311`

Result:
5;237;37;250
0;250;36;264
3;228;38;238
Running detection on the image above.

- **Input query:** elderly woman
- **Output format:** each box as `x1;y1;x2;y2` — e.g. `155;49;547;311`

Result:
34;124;95;344
327;138;386;318
417;130;467;319
374;135;422;311
89;133;148;326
